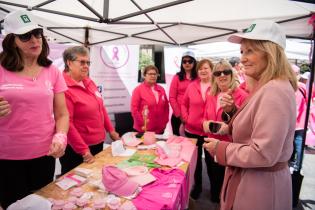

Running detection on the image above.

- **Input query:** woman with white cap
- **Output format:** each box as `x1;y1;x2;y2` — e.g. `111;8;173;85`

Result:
0;10;69;209
169;51;197;136
203;20;297;210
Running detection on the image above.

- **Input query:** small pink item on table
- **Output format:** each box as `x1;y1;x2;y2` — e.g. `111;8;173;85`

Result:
82;207;95;210
69;187;84;197
67;196;77;204
143;132;156;145
62;202;76;210
93;198;106;209
106;195;121;210
118;200;137;210
52;199;65;210
76;197;89;207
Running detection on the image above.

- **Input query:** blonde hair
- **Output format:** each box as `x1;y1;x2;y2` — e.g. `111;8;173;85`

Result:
210;59;238;96
242;39;297;91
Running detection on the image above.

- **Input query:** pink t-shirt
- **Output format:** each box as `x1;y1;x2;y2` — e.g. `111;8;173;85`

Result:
0;65;67;160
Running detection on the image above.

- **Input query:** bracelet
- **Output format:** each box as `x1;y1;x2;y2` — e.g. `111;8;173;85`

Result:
53;132;67;146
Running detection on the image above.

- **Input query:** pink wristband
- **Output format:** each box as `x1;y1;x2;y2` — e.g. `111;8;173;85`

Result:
53;132;67;147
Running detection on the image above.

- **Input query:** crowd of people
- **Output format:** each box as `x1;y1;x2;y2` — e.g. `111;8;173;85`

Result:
0;9;310;210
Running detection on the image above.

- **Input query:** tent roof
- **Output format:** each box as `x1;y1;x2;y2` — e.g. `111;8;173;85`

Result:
0;0;314;46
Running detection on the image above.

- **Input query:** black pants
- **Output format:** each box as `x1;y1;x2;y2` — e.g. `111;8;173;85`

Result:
59;142;103;175
184;132;210;190
207;153;225;203
171;115;182;136
0;156;55;209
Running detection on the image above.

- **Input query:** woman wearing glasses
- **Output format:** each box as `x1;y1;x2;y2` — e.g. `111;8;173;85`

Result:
131;65;169;134
0;10;69;209
60;46;120;174
169;51;197;136
202;60;248;205
181;59;213;200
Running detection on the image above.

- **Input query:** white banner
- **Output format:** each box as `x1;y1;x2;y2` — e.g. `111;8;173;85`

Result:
89;45;139;114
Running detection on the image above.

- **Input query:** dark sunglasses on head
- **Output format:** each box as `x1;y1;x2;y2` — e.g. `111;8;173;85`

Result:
213;69;233;77
15;28;43;42
182;59;194;64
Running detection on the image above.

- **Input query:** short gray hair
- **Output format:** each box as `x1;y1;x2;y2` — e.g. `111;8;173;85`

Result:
63;46;89;71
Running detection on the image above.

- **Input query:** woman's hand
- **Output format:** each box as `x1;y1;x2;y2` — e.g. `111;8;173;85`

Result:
216;122;229;135
203;120;211;133
0;96;11;117
47;133;67;158
219;89;236;113
83;151;95;163
109;131;120;141
203;138;219;157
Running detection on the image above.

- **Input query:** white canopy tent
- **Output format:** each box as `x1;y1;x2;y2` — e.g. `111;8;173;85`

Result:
0;0;313;46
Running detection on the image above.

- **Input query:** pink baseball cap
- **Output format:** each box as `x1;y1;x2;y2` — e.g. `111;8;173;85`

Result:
102;165;139;197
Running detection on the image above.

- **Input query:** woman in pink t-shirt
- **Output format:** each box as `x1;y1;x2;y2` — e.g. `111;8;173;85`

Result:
0;10;69;209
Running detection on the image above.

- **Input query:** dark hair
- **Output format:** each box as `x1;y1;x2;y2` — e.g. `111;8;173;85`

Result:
63;46;89;72
0;33;52;71
143;65;159;76
177;56;197;81
229;57;240;67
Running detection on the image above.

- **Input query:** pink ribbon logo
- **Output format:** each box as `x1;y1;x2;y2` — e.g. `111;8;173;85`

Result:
112;47;119;61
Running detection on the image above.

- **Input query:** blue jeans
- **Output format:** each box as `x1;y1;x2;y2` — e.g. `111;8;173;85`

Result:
290;129;304;171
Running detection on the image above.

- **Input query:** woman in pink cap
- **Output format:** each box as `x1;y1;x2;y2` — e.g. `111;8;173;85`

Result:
131;65;169;134
0;10;69;209
169;51;197;136
204;20;297;210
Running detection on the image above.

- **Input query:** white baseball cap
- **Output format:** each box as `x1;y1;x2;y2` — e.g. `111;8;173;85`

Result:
182;51;196;59
4;10;42;35
228;19;286;49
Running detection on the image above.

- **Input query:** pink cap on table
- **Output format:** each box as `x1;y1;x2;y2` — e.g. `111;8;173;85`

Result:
102;165;139;197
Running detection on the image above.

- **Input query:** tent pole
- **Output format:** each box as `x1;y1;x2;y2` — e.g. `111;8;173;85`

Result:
103;0;109;20
299;18;315;172
84;27;89;47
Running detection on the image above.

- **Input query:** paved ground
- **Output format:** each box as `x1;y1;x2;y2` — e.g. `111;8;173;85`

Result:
190;148;315;210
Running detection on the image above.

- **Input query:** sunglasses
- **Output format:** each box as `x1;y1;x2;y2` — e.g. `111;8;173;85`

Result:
213;69;233;77
15;28;43;42
73;59;91;66
182;59;194;64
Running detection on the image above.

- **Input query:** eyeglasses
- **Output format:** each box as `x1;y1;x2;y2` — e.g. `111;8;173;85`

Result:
182;59;193;64
146;73;159;77
213;69;233;77
15;28;43;42
73;60;91;66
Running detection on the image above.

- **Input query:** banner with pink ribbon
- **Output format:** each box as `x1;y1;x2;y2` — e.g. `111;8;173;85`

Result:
89;45;139;114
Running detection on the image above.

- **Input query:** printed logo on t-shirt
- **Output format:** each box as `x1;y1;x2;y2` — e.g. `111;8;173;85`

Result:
45;81;53;92
0;84;24;90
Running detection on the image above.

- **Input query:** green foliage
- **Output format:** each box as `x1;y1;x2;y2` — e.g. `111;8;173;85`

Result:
139;51;154;72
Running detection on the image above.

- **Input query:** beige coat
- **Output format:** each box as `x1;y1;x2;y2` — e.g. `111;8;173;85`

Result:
217;79;295;210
